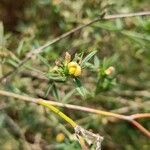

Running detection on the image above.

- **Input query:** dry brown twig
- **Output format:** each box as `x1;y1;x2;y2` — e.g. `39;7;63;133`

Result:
0;11;150;82
0;90;150;138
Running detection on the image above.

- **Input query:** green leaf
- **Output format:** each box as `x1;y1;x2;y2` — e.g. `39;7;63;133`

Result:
7;59;18;67
94;55;100;68
62;89;75;103
16;39;25;56
48;76;66;82
122;31;150;41
74;78;87;97
52;83;59;100
81;51;97;67
45;84;53;98
38;54;51;67
46;72;66;82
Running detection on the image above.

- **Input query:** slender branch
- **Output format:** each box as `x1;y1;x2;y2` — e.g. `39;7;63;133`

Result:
131;120;150;138
0;89;150;138
0;90;129;120
131;113;150;119
104;11;150;19
1;11;150;82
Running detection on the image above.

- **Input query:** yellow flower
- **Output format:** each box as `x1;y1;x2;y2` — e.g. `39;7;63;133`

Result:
68;62;81;76
56;133;65;142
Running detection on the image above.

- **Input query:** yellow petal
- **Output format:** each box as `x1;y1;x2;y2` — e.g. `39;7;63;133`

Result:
74;65;81;76
68;62;81;76
68;62;78;68
69;67;76;75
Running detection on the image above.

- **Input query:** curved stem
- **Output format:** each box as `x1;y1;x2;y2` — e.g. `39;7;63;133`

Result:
131;120;150;138
38;100;77;128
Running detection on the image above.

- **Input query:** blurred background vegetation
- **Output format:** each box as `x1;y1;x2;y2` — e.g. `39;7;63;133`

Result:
0;0;150;150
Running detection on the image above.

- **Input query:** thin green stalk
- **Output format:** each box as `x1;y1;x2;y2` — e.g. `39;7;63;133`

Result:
38;100;77;128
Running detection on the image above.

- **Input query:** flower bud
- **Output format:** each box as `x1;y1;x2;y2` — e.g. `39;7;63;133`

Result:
55;60;61;66
56;133;65;142
68;62;81;76
105;66;115;75
65;52;71;64
51;66;58;72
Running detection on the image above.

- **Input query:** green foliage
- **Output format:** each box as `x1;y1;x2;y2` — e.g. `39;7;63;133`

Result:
0;0;150;149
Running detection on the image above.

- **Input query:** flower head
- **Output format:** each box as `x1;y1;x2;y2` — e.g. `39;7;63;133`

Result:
68;62;81;77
